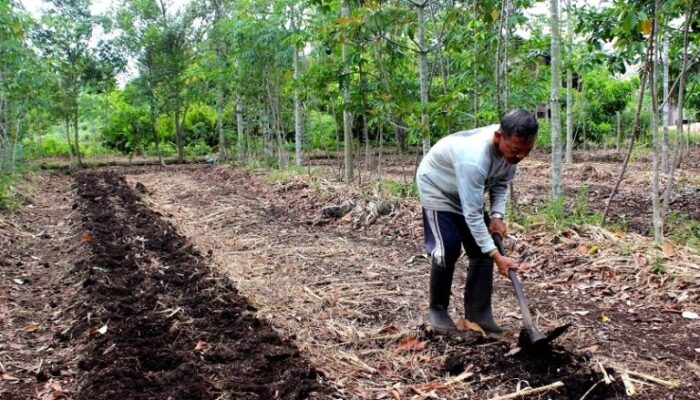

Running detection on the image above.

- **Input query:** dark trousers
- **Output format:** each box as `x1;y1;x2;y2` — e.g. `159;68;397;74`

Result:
422;208;490;268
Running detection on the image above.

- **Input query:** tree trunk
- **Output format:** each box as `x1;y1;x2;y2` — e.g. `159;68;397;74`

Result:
216;84;226;162
236;96;245;163
74;102;82;168
262;106;273;161
175;93;184;163
549;0;563;198
649;0;663;243
503;0;510;114
341;0;354;181
616;111;622;151
65;117;75;168
602;32;653;222
564;0;573;163
662;3;691;221
494;0;505;116
417;1;430;155
293;45;303;167
661;31;670;174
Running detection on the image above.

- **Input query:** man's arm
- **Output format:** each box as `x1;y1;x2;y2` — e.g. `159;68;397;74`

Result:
455;162;496;255
489;168;516;216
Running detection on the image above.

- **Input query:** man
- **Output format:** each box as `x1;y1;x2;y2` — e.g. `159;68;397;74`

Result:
416;109;538;334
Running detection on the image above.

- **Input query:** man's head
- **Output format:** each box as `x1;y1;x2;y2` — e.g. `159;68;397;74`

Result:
494;109;538;164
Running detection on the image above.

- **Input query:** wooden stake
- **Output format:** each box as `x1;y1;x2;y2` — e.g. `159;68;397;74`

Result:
489;381;564;400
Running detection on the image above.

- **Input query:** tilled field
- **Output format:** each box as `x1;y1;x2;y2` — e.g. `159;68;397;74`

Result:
1;156;699;399
1;170;329;399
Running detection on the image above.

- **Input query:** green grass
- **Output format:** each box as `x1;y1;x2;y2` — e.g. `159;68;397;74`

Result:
666;211;700;251
0;172;23;211
537;186;602;231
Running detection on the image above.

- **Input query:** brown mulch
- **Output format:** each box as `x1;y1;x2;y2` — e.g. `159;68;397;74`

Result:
128;163;699;399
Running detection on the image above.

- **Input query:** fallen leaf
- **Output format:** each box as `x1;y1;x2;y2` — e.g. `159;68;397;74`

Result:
194;340;209;352
25;323;39;333
632;253;648;267
579;245;590;255
90;323;108;337
572;310;590;316
455;318;487;336
614;230;625;238
397;337;427;352
2;373;20;381
588;245;600;255
601;314;611;323
13;278;24;285
81;234;93;243
579;345;599;353
662;243;676;258
682;311;699;320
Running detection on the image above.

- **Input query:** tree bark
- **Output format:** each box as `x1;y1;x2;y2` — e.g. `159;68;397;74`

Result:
417;0;430;155
175;93;184;163
649;0;663;242
564;0;573;163
602;32;653;222
549;0;563;198
73;99;82;168
292;11;303;167
341;0;354;181
661;31;670;174
662;3;691;221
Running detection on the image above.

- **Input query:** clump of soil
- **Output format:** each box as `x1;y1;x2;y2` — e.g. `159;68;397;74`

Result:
469;343;626;399
68;171;328;399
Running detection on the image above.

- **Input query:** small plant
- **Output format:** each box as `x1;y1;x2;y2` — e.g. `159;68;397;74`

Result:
666;211;700;251
540;187;602;231
650;254;665;274
381;179;417;199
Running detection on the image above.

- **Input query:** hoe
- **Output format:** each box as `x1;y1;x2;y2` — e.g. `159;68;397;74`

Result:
492;234;570;352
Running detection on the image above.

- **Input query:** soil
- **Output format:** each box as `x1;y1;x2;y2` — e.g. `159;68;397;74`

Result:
2;147;699;399
1;170;330;400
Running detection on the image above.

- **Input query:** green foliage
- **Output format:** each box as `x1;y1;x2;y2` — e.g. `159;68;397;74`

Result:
667;212;700;251
0;173;21;210
184;103;216;146
540;186;602;230
305;111;338;151
381;179;417;199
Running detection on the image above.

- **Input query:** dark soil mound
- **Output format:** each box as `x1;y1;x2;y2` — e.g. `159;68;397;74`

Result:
68;170;328;399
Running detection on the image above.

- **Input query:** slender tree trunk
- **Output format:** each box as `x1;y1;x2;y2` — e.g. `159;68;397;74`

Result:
417;0;430;155
503;0;510;114
472;0;479;128
65;117;74;168
175;93;184;163
649;0;663;243
293;45;303;167
616;111;622;151
359;52;371;178
494;0;505;116
602;34;653;222
662;3;691;221
74;101;82;168
341;0;354;181
236;96;245;163
661;31;670;174
10;118;20;168
564;0;573;163
549;0;563;198
262;105;273;161
216;84;226;161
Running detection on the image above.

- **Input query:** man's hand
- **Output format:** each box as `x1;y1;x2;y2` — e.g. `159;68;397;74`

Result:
493;254;519;277
488;216;507;239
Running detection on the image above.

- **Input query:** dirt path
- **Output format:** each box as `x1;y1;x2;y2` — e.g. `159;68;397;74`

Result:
128;165;700;399
1;170;330;399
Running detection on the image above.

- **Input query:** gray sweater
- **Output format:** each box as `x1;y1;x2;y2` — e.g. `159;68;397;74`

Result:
416;125;516;254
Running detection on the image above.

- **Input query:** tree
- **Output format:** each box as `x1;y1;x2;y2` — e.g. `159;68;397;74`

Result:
549;0;562;198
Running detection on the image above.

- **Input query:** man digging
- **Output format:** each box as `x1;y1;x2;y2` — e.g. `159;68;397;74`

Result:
416;109;538;335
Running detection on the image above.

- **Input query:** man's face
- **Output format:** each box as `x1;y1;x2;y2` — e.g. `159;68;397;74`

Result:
494;130;535;164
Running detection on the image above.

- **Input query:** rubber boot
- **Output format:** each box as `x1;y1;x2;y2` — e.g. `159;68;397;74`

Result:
427;259;457;333
465;258;504;334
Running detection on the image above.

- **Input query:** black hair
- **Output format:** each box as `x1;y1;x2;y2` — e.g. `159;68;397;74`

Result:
500;109;538;141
